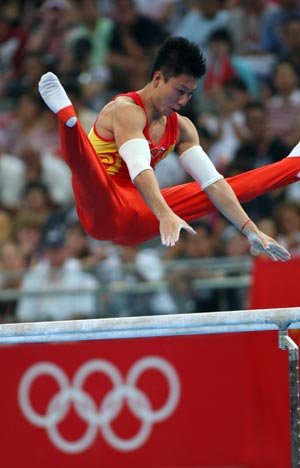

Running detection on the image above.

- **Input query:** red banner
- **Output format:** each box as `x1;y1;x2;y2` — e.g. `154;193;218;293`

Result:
249;257;300;310
0;332;291;467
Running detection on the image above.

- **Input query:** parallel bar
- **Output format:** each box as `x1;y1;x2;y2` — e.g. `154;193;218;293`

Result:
279;330;300;468
0;307;300;344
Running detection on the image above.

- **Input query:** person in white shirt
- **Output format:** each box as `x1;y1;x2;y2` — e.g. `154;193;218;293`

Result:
16;229;99;322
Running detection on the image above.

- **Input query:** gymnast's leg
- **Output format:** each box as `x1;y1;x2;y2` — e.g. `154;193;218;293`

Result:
162;154;300;222
38;72;135;240
117;155;300;245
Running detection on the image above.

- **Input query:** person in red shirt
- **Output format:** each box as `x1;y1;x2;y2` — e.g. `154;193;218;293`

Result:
38;36;298;261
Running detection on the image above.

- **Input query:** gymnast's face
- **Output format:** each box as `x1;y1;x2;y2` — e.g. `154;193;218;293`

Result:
152;72;197;116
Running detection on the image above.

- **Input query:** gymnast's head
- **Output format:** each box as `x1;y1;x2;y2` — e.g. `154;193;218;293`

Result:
148;37;206;114
150;36;207;82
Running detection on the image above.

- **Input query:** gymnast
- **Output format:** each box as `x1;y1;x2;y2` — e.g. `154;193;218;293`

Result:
38;36;299;261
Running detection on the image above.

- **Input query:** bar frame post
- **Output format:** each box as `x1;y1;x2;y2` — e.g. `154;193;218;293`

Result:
279;329;300;468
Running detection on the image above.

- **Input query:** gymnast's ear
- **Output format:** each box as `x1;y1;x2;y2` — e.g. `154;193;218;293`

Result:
152;71;164;86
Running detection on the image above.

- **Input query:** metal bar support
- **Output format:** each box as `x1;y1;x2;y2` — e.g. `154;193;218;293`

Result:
279;330;300;468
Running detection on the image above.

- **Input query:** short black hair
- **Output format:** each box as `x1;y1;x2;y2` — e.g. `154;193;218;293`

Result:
150;36;207;80
224;77;248;93
243;100;266;114
208;28;234;49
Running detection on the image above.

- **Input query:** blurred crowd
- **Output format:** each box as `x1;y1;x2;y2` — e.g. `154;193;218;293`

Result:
1;0;300;323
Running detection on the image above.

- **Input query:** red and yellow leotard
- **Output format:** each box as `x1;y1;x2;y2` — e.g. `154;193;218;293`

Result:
88;92;178;185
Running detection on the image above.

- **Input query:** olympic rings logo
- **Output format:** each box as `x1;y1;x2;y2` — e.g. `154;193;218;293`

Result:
18;356;181;454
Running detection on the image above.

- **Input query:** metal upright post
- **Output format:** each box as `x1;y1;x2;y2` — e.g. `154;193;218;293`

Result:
279;329;300;468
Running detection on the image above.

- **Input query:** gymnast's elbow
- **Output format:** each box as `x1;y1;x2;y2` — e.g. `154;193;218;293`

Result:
202;175;225;193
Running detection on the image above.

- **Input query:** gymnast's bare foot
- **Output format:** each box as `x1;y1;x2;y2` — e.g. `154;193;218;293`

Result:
38;72;77;127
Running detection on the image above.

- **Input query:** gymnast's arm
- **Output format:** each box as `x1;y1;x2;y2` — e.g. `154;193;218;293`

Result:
177;115;290;261
111;99;196;247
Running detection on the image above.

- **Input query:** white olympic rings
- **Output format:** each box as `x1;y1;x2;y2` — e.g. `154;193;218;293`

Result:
18;356;181;453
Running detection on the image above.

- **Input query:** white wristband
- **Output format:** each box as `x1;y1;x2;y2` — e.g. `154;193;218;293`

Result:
119;138;153;182
179;145;223;189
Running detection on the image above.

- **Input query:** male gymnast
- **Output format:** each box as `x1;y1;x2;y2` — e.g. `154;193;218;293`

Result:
38;36;299;261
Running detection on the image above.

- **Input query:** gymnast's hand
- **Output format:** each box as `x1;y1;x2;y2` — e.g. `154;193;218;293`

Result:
247;231;291;262
159;212;196;247
133;169;196;247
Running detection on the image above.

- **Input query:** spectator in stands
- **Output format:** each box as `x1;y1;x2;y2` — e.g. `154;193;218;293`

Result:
154;151;188;189
16;228;99;322
26;107;61;156
162;232;187;261
167;221;221;313
219;224;249;257
0;152;25;211
198;77;250;172
64;37;110;111
0;12;29;103
20;145;74;208
181;220;218;259
99;245;178;316
0;241;26;322
0;211;13;244
16;180;53;227
65;221;108;270
230;100;289;219
225;0;281;83
64;0;114;108
258;0;300;55
232;100;289;171
12;212;45;268
227;0;280;56
1;52;60;159
106;0;167;91
276;16;300;76
3;51;49;103
265;61;300;150
202;28;259;105
68;0;114;71
217;224;250;310
0;144;73;213
274;201;300;257
184;27;258;117
3;91;45;157
25;0;76;71
174;0;230;53
134;0;185;33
